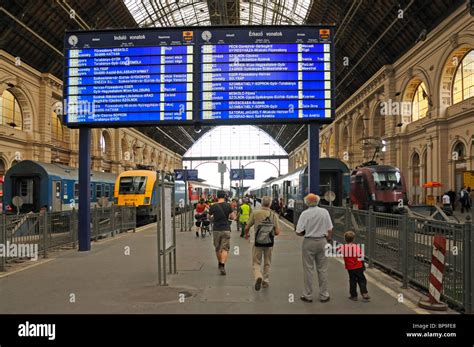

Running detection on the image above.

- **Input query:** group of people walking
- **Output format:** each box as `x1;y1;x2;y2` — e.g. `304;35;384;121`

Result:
442;186;472;215
201;190;370;302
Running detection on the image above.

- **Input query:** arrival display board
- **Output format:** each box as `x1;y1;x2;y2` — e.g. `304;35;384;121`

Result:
64;26;334;127
199;27;334;122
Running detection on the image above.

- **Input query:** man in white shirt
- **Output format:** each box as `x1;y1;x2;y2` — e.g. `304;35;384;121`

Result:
442;193;450;206
442;192;453;216
295;193;333;303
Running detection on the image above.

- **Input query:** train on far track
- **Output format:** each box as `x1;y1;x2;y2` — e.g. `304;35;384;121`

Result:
349;161;408;213
249;158;351;221
248;158;408;220
3;160;116;214
114;169;221;224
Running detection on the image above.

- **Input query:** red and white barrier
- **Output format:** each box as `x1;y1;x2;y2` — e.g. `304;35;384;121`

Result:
419;234;448;311
428;235;446;303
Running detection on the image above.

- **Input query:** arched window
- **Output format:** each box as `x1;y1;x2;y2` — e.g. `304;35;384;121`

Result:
99;131;111;160
412;82;429;122
453;141;467;192
0;90;23;130
121;138;130;161
100;133;106;155
328;133;335;157
142;147;149;164
453;141;466;160
51;110;64;142
0;158;5;176
411;153;421;203
453;50;474;104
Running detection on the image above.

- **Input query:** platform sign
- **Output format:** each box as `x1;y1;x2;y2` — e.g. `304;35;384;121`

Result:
64;26;334;127
199;27;335;124
230;168;255;180
174;169;198;181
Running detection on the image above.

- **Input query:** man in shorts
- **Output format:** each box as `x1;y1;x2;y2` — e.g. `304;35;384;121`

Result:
209;190;236;275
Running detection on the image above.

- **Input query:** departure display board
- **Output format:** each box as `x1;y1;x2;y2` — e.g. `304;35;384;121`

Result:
63;26;334;127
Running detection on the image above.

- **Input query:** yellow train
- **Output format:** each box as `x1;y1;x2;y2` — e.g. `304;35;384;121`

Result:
113;169;220;225
113;170;161;224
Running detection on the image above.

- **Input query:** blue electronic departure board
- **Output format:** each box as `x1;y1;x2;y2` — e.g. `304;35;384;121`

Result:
64;31;194;126
63;26;334;127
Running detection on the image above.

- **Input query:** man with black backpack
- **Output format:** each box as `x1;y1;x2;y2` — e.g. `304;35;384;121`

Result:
245;196;281;291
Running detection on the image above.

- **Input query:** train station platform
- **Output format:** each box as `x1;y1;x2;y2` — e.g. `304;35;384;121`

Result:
0;208;456;314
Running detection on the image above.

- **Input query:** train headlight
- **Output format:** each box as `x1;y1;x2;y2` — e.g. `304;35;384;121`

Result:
144;197;150;205
371;193;376;201
113;198;118;204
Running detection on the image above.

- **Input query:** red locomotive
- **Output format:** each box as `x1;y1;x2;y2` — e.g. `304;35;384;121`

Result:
350;161;408;213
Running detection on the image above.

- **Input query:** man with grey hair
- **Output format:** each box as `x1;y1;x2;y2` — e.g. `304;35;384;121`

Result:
245;195;281;290
296;193;333;303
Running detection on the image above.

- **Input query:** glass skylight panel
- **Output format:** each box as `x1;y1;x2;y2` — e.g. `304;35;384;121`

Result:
124;0;211;27
240;0;312;25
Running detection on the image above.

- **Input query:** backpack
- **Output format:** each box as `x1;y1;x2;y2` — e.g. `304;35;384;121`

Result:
255;211;275;247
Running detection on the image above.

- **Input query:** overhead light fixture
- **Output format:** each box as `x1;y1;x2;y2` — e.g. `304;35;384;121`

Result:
415;29;427;43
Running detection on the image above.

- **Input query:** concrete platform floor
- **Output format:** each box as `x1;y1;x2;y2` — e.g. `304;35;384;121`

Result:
0;210;456;314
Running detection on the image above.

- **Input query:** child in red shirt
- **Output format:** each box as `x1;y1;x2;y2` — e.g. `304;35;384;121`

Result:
338;231;370;302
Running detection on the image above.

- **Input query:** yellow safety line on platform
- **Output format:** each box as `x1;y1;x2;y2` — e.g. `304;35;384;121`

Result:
0;258;55;279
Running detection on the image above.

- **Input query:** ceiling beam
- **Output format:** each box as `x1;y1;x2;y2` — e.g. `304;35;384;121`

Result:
183;155;288;161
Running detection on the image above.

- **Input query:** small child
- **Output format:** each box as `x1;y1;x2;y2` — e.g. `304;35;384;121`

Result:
339;231;370;302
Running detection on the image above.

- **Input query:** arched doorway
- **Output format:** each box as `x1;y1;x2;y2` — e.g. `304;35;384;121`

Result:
453;141;467;192
422;150;428;202
411;153;421;203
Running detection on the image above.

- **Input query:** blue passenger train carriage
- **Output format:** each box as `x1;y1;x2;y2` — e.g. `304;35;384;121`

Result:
3;160;116;213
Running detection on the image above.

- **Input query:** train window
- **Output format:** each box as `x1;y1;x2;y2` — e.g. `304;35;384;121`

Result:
96;184;103;198
119;176;147;194
104;185;110;198
74;183;79;199
20;181;28;196
373;171;402;189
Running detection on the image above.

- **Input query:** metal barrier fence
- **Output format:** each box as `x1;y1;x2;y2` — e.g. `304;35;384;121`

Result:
321;205;473;313
293;200;306;228
0;206;136;271
176;205;195;232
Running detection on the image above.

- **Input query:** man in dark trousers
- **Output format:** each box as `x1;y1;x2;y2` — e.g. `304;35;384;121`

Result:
209;190;236;275
447;189;456;211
